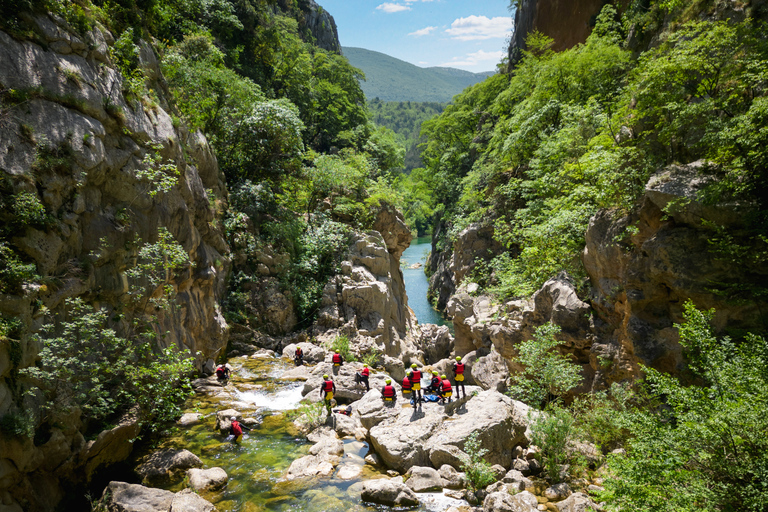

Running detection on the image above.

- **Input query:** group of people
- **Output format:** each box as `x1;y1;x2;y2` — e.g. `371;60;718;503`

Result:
320;356;468;412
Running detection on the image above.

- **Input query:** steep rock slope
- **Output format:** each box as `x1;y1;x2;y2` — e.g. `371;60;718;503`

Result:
0;14;229;510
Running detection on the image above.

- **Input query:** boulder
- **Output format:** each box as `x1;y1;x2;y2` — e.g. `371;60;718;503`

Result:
438;464;466;489
136;449;203;486
554;492;599;512
425;390;529;469
187;467;228;492
335;463;363;480
361;478;420;507
355;389;401;431
467;349;509;392
177;413;202;427
215;410;242;435
404;466;443;492
502;469;532;492
544;483;572;501
417;324;454;364
482;490;539;512
283;429;343;481
302;362;397;402
101;481;175;512
282;342;325;364
169;489;216;512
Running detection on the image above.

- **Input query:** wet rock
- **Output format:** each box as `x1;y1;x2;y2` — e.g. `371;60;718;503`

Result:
335;463;362;480
554;492;599;512
101;481;175;511
544;483;572;501
215;410;242;435
136;449;203;486
187;467;228;492
404;466;443;492
483;489;539;512
178;413;202;426
361;477;420;507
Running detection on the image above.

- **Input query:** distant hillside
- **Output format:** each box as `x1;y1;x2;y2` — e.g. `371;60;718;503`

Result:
342;47;495;102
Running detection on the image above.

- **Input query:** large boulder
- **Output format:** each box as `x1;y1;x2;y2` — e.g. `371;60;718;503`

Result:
554;492;600;512
361;478;420;507
187;467;228;492
417;324;454;364
101;481;175;512
425;390;529;469
482;490;539;512
404;466;443;492
169;489;216;512
282;342;326;364
135;449;203;486
302;362;397;402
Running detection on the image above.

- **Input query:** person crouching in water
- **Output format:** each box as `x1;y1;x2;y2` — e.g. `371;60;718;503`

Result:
439;375;453;404
294;346;304;366
401;373;413;404
230;416;250;442
409;364;423;403
381;378;397;404
355;364;370;391
216;364;230;383
320;374;336;414
452;356;466;398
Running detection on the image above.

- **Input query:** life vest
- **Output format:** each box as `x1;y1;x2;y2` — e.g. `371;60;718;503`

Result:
431;376;441;389
332;353;342;365
454;362;465;382
410;369;422;382
216;366;225;376
295;347;303;356
322;379;334;393
382;385;396;400
401;376;412;391
231;420;243;437
441;379;452;393
361;367;370;377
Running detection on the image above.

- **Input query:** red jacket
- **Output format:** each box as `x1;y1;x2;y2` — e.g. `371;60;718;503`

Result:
230;420;243;437
361;367;370;377
382;385;396;399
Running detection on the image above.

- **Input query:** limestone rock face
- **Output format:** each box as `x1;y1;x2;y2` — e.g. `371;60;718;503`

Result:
304;0;342;53
416;324;454;364
361;478;420;507
0;15;230;509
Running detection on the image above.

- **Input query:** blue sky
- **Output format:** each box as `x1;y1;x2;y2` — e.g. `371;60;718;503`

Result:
317;0;515;73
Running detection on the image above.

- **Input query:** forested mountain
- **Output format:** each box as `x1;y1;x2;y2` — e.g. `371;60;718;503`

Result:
343;46;494;102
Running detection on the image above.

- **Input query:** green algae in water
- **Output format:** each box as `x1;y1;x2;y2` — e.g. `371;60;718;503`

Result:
152;357;438;512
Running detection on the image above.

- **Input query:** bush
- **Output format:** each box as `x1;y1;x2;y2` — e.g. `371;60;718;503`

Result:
327;335;355;362
459;431;496;491
529;405;576;483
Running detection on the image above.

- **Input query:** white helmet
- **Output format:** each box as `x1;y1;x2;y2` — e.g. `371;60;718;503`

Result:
230;416;236;421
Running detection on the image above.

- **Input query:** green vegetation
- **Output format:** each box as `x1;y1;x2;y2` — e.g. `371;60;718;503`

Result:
419;3;768;300
343;47;493;102
326;334;355;362
529;405;576;483
507;323;583;407
459;431;497;491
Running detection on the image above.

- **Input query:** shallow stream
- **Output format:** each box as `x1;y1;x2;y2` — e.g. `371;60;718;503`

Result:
145;357;466;512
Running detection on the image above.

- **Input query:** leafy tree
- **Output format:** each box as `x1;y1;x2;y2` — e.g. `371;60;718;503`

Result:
508;323;583;407
604;301;768;512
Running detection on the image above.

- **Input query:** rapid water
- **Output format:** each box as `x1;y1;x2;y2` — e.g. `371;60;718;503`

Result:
401;236;453;330
147;357;466;512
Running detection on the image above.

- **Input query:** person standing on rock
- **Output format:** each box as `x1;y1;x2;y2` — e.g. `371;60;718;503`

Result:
320;374;336;414
439;375;452;404
294;346;304;366
332;351;343;367
381;378;397;403
409;364;423;403
452;356;466;398
357;364;370;391
401;373;413;404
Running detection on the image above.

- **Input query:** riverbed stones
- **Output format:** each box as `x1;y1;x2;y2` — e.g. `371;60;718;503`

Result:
283;429;344;481
187;467;228;492
170;489;216;512
554;492;599;512
483;490;539;512
544;483;572;501
404;465;443;492
136;449;203;486
335;463;363;480
102;481;175;511
361;477;419;507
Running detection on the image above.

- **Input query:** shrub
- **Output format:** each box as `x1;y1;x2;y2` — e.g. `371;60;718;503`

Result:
327;334;355;362
529;405;576;483
459;431;496;491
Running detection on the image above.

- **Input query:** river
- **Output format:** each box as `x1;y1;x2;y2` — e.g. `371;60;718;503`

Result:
401;236;452;330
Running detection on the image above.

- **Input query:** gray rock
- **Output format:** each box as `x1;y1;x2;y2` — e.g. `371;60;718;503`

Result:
439;464;467;489
554;492;599;512
170;489;215;512
136;449;203;485
491;464;507;481
405;466;443;492
101;481;175;512
417;324;454;364
483;490;539;512
544;483;572;500
335;463;363;480
178;413;202;426
187;467;227;492
513;458;531;475
361;478;420;507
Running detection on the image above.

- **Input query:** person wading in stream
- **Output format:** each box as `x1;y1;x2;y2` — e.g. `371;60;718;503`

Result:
408;364;423;403
381;378;397;403
320;374;336;414
230;416;250;443
439;375;452;404
401;373;413;404
452;356;466;399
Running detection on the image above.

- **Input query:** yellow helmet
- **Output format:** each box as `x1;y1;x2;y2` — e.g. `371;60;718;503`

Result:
323;374;329;379
441;374;447;379
385;378;392;384
411;363;417;368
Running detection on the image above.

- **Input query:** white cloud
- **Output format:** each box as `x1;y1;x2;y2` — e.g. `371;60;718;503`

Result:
376;2;411;13
408;26;436;37
440;50;505;68
445;15;513;41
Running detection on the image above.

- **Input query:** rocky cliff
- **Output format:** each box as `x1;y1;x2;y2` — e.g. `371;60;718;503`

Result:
430;162;767;394
507;0;629;66
0;14;229;510
304;0;341;54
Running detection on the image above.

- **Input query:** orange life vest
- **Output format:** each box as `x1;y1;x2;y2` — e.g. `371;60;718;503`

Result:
382;385;396;399
231;420;243;437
